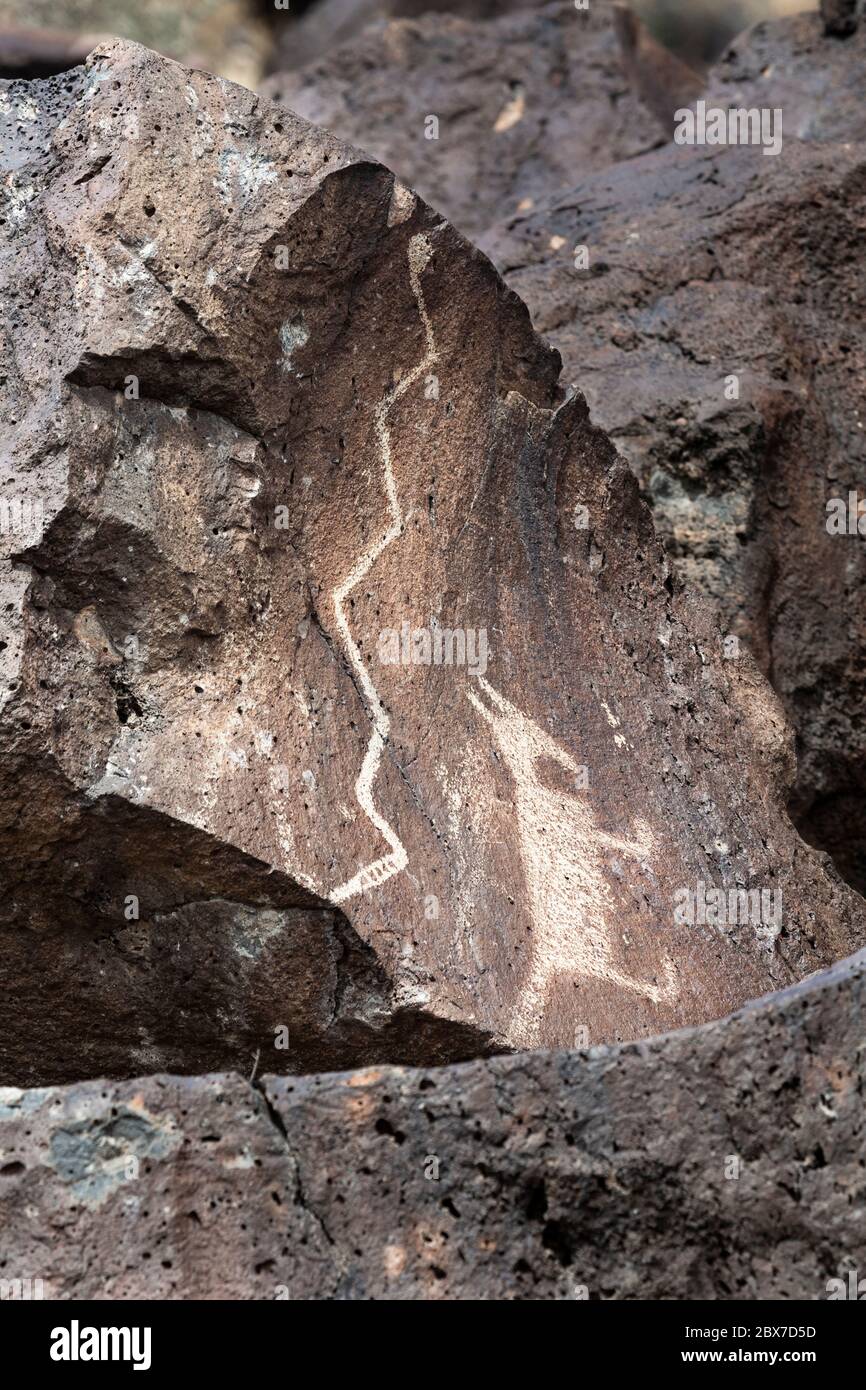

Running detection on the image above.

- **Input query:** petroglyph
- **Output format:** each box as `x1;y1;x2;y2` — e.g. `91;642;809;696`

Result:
329;232;438;905
7;39;863;1084
467;677;678;1045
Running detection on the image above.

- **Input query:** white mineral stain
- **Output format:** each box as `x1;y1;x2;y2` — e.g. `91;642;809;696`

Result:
213;149;277;206
192;109;216;158
224;1149;256;1169
601;699;620;728
233;909;285;961
3;174;36;226
279;318;309;374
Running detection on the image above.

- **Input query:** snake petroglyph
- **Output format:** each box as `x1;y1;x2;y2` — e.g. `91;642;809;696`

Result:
329;232;438;905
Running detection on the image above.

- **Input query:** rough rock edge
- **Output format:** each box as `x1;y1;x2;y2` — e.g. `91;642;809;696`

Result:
2;945;864;1299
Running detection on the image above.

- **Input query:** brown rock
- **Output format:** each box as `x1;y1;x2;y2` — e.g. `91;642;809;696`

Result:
483;135;866;893
264;946;866;1299
612;3;704;137
261;2;673;241
704;9;866;141
268;0;555;74
2;946;865;1299
1;41;864;1089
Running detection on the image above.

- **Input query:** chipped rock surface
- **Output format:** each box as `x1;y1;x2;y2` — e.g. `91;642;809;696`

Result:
2;948;865;1299
1;41;865;1089
261;2;673;242
484;131;866;896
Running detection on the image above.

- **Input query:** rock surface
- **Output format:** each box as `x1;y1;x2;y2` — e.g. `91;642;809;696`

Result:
0;28;105;80
2;947;865;1299
612;2;703;137
2;40;864;1088
704;8;866;143
821;0;860;38
268;0;557;74
484;132;866;897
261;2;679;242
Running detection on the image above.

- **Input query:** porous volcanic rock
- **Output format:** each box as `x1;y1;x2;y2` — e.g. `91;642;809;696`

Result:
484;135;866;895
0;0;271;86
612;2;703;138
261;2;679;241
703;6;866;143
2;948;865;1300
1;41;864;1088
268;0;557;74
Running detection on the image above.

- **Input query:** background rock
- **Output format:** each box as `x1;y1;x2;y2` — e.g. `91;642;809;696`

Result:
704;7;866;141
484;131;866;897
612;3;703;137
0;28;104;79
2;947;864;1299
261;2;679;242
821;0;860;37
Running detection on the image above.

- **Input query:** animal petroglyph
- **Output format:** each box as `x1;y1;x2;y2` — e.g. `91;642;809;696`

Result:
467;677;678;1045
329;231;438;905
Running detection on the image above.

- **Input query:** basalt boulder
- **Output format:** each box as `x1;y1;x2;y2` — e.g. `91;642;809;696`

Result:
1;947;864;1299
261;2;691;242
484;134;866;896
1;41;864;1091
703;5;866;143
